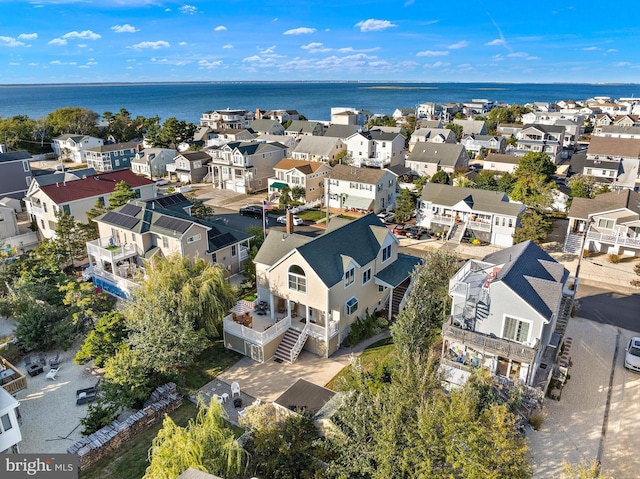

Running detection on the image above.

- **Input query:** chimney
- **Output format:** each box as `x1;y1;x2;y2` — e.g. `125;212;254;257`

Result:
136;143;142;153
256;107;262;120
286;211;294;234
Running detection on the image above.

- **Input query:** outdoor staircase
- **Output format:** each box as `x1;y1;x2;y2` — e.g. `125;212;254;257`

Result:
554;292;574;336
274;326;309;363
391;278;411;318
475;301;490;321
563;233;583;254
447;221;467;244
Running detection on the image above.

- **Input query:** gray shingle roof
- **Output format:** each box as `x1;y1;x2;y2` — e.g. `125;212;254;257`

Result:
285;120;322;134
328;164;390;184
33;168;98;186
273;379;336;417
375;253;422;288
420;183;524;216
250;119;282;132
293;136;342;156
588;136;640;158
407;142;465;167
85;141;141;153
325;125;361;139
485;153;519;165
0;150;31;163
482;240;569;321
567;189;640;219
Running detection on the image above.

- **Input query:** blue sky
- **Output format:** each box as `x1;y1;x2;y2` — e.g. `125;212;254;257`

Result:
0;0;637;84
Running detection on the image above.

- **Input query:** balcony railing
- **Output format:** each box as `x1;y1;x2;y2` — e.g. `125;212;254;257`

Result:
587;230;640;248
443;321;537;363
29;205;44;216
90;266;140;296
223;315;292;346
87;238;137;263
0;358;27;395
428;214;454;226
467;220;492;232
308;321;339;339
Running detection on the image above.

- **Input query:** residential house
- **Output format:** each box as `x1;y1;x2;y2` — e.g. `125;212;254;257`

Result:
84;141;141;173
416;102;442;119
405;142;468;178
568;152;621;190
0;204;19;241
520;111;584;147
292;136;346;164
595;125;640;139
52;134;104;163
516;125;565;163
258;109;301;123
497;123;523;138
166;151;212;184
593;114;640;135
483;153;520;173
208;141;288;193
416;119;445;129
130;147;177;178
0;386;22;453
223;213;421;362
250;119;285;136
453;119;488;136
0;149;33;199
369;126;404;136
461;134;506;157
285;120;324;140
584;136;640;190
408;128;456;152
268;158;331;203
344;129;405;168
324;124;361;140
87;194;252;298
463;99;496;116
325;164;396;213
0;200;37;251
392;108;416;125
199;109;254;129
416;183;525;247
563;189;640;257
443;240;575;390
25;169;156;239
205;128;256;148
330;107;370;126
273;378;340;434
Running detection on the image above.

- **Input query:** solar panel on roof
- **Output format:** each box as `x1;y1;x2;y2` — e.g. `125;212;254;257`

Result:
102;211;140;229
155;193;187;207
153;215;191;233
120;203;142;217
210;232;236;249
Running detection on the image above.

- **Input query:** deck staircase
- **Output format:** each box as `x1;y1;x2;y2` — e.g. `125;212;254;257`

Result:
447;221;468;244
554;292;574;336
475;301;490;321
390;278;411;318
563;232;583;254
274;325;309;363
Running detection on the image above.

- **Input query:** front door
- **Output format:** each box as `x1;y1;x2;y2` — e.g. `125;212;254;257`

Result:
250;344;264;363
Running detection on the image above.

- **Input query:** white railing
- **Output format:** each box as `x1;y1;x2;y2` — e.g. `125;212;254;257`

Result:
467;220;492;232
289;322;310;363
308;320;340;339
223;315;292;346
166;164;177;172
587;230;640;248
87;238;137;263
239;248;249;261
91;267;139;295
4;231;39;249
29;205;44;216
428;214;454;226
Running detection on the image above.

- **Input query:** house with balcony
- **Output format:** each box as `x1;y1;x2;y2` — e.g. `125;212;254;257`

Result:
405;142;468;178
516;125;565;163
87;193;252;298
0;386;22;453
166;151;212;184
563;190;640;257
199;109;254;129
292;136;346;164
453;119;487;136
408;128;455;152
330;107;370;126
416;183;525;247
325;164;397;214
0;149;33;200
442;240;575;391
25;169;156;239
582;136;640;190
223;213;421;363
250;119;285;136
205;129;256;148
84;141;141;173
344;129;405;168
1;356;27;397
130;147;177;178
595;125;640;139
268;159;331;203
52;134;104;163
285;120;324;140
461;134;506;157
258;109;301;123
207;141;288;193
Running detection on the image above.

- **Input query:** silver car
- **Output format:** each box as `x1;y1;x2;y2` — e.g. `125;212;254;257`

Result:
624;337;640;372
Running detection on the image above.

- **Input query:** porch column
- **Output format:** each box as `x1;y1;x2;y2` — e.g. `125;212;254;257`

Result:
305;304;310;322
269;293;275;320
388;287;394;322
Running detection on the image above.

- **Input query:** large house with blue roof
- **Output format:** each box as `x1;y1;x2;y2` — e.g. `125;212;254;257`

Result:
223;213;421;364
442;240;576;391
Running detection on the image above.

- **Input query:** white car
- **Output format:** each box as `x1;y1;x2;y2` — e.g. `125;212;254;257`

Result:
276;215;303;226
624;337;640;372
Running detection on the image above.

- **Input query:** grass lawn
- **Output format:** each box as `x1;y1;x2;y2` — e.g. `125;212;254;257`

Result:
79;401;199;479
325;336;396;391
337;214;357;221
297;209;326;222
181;339;243;393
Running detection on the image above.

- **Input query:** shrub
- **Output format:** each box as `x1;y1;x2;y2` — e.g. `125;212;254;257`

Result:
529;410;545;430
608;253;620;264
471;238;482;245
345;309;384;346
80;399;119;435
582;249;591;258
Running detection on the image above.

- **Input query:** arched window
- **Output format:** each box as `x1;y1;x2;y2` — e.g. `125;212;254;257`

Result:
288;265;306;293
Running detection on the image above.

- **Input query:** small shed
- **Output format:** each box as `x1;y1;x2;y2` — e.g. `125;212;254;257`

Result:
0;197;21;213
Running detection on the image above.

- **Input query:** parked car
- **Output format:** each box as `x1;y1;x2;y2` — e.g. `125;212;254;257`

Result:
625;337;640;372
239;205;264;218
405;226;430;240
392;224;408;236
377;211;395;224
277;215;304;226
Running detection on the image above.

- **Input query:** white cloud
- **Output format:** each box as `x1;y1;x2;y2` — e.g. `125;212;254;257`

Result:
507;52;528;58
526;56;539;61
302;42;331;53
492;54;503;61
355;19;397;32
28;62;39;66
607;48;618;53
131;40;170;49
78;44;87;48
424;61;450;68
284;27;316;35
8;62;19;66
583;46;599;51
179;5;198;15
199;59;223;68
18;33;38;40
63;30;101;40
614;62;631;67
338;47;380;53
0;36;25;47
416;50;449;57
222;44;233;49
78;65;89;69
214;25;227;32
50;60;62;64
111;24;139;33
49;38;67;46
260;45;276;54
485;38;505;46
243;55;265;63
448;40;469;49
179;41;187;46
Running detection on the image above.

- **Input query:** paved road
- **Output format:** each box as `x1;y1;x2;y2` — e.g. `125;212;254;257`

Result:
211;206;322;237
576;284;640;332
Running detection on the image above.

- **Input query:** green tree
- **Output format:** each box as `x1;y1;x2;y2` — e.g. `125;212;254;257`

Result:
53;211;90;269
394;187;417;223
496;171;517;194
75;311;127;367
10;293;69;351
512;211;552;244
144;401;248;479
554;460;613;479
102;108;156;143
101;346;155;409
108;181;138;208
290;185;305;202
391;250;458;356
46;107;100;136
568;174;596;199
431;169;450;184
278;184;292;209
60;280;113;330
474;170;498;190
146;117;198;149
515;151;556;183
189;198;214;220
332;149;350;167
0;115;37;151
242;226;265;287
445;122;463;141
510;172;555;210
